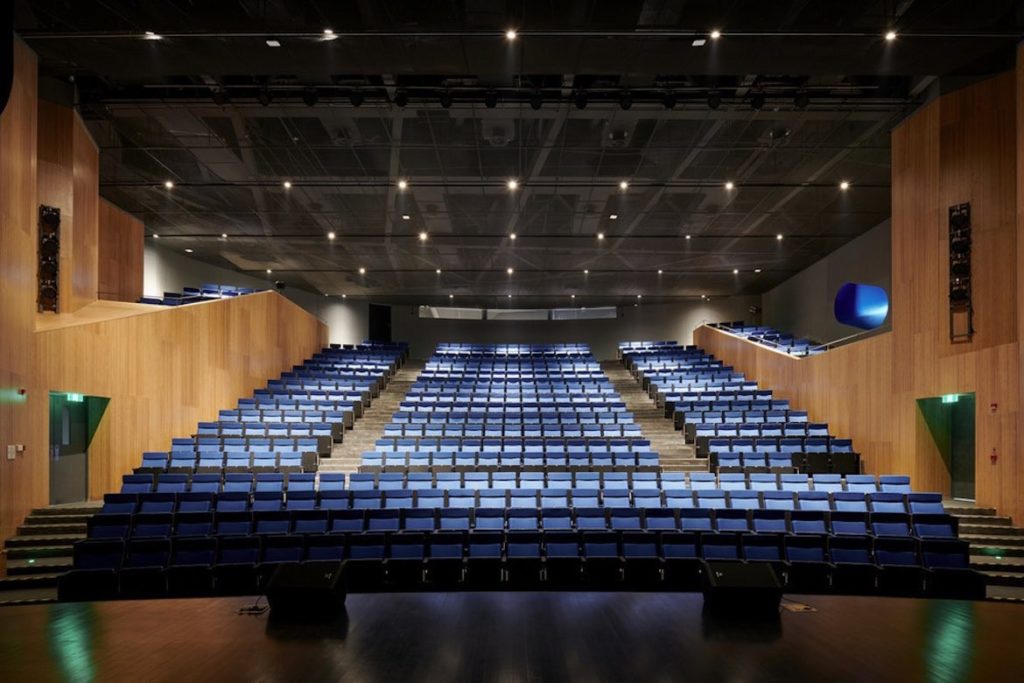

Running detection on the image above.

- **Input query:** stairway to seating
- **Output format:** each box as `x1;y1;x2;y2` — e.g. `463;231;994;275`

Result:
946;502;1024;601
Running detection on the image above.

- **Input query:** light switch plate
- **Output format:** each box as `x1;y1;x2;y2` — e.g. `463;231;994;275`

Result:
6;445;15;460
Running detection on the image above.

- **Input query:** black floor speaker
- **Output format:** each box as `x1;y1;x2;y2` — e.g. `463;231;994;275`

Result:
701;560;782;614
265;561;346;620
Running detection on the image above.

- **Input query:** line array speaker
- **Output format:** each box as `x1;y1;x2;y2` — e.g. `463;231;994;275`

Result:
38;205;60;313
948;203;973;342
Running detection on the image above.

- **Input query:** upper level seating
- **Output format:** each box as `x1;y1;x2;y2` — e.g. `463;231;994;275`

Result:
59;340;986;602
708;321;824;357
139;283;262;306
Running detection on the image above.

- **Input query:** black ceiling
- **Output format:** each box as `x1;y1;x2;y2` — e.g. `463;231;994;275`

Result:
14;0;1024;308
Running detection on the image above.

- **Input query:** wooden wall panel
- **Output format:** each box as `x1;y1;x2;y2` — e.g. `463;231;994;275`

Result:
98;199;144;302
71;115;99;310
0;39;44;548
695;66;1023;522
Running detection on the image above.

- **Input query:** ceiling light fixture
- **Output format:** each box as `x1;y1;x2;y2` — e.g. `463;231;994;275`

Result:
359;268;366;275
691;38;706;47
507;267;514;275
840;180;851;190
724;181;734;190
323;29;337;41
153;234;160;239
507;179;519;191
436;268;442;274
265;39;281;48
509;232;517;241
733;268;739;274
610;214;618;220
597;232;605;240
282;181;292;189
583;269;589;274
685;234;692;240
506;29;518;40
637;294;643;299
266;268;272;274
619;180;629;191
776;234;783;241
657;269;663;275
754;268;763;273
710;29;722;39
397;179;408;190
885;30;897;41
571;294;576;299
402;214;411;221
144;31;162;40
221;233;227;239
507;294;512;299
164;180;174;189
449;294;454;299
418;231;428;241
184;248;193;253
342;294;347;299
327;232;336;240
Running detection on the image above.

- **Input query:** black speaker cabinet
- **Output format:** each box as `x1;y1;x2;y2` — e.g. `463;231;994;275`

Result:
265;561;346;620
702;560;782;614
948;203;973;342
38;205;60;312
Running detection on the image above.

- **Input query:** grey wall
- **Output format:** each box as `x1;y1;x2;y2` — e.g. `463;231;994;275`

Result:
761;220;892;343
391;297;760;360
143;243;369;345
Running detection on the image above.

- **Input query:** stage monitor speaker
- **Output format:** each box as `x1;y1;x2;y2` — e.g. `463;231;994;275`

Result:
701;560;782;614
265;561;346;620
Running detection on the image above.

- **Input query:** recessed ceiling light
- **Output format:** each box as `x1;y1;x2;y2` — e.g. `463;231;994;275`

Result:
637;294;642;299
327;232;336;240
840;180;851;190
449;294;454;299
657;269;663;274
221;233;227;239
710;29;722;40
505;29;518;40
609;214;618;220
506;267;514;275
583;269;589;274
724;181;734;190
323;29;337;41
619;180;629;191
402;214;411;220
265;39;281;47
776;234;784;241
509;233;517;241
435;268;442;274
144;31;162;41
685;234;691;240
885;30;897;41
507;294;512;299
184;248;193;253
358;267;366;275
507;179;519;191
397;179;408;190
754;268;763;273
597;232;605;240
342;294;347;299
153;234;160;239
266;268;272;274
571;294;576;299
733;268;739;274
282;181;292;189
418;231;428;241
324;293;329;297
164;180;174;189
692;38;706;47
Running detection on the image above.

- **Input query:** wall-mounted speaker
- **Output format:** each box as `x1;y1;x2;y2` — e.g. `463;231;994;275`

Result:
948;203;972;343
38;205;60;313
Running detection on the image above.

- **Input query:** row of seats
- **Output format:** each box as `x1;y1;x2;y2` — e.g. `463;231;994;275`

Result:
710;322;823;357
89;507;957;539
59;532;983;600
360;452;660;469
136;452;309;473
382;426;644;438
372;438;652;452
139;283;261;306
110;488;944;513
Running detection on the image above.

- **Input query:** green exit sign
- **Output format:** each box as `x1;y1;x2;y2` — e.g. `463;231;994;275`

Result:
941;394;959;404
66;393;84;403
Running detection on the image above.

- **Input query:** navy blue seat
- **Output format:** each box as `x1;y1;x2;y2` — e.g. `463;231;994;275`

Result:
59;540;125;601
505;531;543;587
167;537;217;595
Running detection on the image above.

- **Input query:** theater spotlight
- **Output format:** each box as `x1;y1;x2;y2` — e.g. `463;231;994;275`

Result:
530;90;543;110
349;90;364;107
574;90;589;110
439;91;453;108
394;89;409;107
619;90;633;110
212;88;230;106
662;91;677;109
750;92;766;110
707;92;722;110
794;91;810;109
257;88;273;107
302;87;318;107
484;90;499;108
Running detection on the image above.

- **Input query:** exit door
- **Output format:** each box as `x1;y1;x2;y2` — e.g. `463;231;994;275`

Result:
49;393;108;505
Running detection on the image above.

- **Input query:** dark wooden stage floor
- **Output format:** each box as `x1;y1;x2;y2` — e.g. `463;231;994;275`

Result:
1;592;1021;682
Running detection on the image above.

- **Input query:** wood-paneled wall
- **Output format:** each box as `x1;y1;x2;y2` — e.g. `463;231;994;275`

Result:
98;199;144;302
0;39;328;544
695;65;1023;522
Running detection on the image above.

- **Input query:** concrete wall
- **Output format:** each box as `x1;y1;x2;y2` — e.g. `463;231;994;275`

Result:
761;220;892;343
391;297;760;360
143;243;368;345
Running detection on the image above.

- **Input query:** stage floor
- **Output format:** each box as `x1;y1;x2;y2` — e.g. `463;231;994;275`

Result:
1;592;1021;682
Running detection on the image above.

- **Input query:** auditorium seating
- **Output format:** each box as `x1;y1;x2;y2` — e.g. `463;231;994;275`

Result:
58;341;986;602
707;321;825;356
139;283;263;306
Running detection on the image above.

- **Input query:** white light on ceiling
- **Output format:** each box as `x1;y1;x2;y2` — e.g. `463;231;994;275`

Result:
323;29;337;41
419;231;428;241
402;214;411;221
358;267;366;275
692;38;706;47
266;269;272;274
282;181;292;189
507;179;519;190
164;180;174;189
724;181;734;190
597;232;605;240
885;30;897;41
342;294;347;299
221;233;227;239
840;180;851;190
619;180;629;190
327;232;336;240
266;39;281;47
685;234;691;240
755;268;763;273
657;269;663;274
637;294;642;299
733;268;739;274
571;294;576;299
397;179;408;190
505;29;518;40
776;234;784;241
152;234;159;239
435;268;442;274
506;267;514;275
144;31;162;40
184;248;193;253
583;269;589;274
449;294;454;299
507;294;512;299
509;233;517;241
609;214;618;220
710;29;722;39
